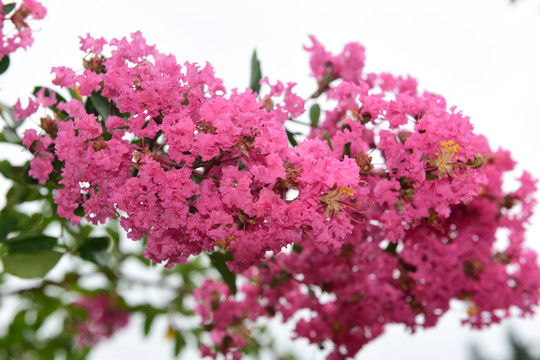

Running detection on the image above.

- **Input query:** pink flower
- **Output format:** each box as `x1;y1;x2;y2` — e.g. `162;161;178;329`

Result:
79;33;107;54
13;97;38;120
74;294;129;347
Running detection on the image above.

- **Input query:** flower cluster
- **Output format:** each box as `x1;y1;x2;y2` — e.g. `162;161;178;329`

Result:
73;294;129;347
19;32;366;273
18;33;538;359
192;38;539;359
0;0;46;57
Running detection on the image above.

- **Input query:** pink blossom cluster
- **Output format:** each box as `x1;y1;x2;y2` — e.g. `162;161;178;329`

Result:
18;33;539;359
20;32;367;272
0;0;46;57
192;38;540;359
73;294;129;347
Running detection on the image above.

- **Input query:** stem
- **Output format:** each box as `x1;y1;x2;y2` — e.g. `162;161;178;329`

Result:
286;118;316;127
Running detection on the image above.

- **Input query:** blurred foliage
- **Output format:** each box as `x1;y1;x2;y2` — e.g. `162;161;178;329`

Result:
471;330;540;360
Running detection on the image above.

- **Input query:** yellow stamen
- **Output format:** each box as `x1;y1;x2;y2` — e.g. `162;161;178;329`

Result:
341;185;355;197
74;86;82;100
320;185;357;218
165;325;177;340
441;140;460;153
429;140;460;179
215;235;236;249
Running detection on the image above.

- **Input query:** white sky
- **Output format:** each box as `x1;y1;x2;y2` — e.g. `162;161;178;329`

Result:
2;0;540;359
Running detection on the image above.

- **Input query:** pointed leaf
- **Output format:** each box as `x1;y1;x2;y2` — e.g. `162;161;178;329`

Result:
249;50;262;94
209;251;237;294
0;55;10;75
309;103;321;127
6;235;57;254
285;128;298;147
1;3;16;14
174;332;186;357
1;127;20;143
77;237;109;265
343;142;351;158
143;312;156;337
323;130;333;151
0;160;12;179
2;250;63;279
90;91;110;120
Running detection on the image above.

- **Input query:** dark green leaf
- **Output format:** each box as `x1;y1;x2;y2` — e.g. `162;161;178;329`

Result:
309;103;321;127
190;174;203;185
77;237;109;265
285;128;298;147
2;250;63;279
0;55;10;75
209;251;237;294
343;142;351;158
73;205;85;217
174;332;186;357
0;212;19;240
6;184;43;208
249;50;262;94
323;130;333;151
0;160;12;179
6;235;57;254
1;3;15;14
292;243;302;254
143;312;156;336
80;224;94;240
90;91;110;120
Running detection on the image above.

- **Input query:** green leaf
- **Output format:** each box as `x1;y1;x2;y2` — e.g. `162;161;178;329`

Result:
173;332;186;357
1;126;21;143
0;160;12;179
77;237;109;265
0;212;20;240
343;142;351;158
190;174;203;185
0;55;10;75
2;250;63;279
106;226;120;243
285;128;298;147
0;101;17;127
6;235;57;254
143;312;156;336
309;103;321;127
209;251;237;294
249;50;262;94
67;88;80;100
6;184;43;208
90;91;110;120
80;224;94;240
323;130;333;151
1;3;16;14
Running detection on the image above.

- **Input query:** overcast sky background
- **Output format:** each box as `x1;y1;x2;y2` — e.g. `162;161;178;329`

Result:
1;0;540;359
